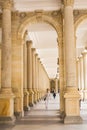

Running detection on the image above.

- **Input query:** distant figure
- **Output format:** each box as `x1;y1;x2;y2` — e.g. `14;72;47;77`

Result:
44;88;50;109
53;91;56;99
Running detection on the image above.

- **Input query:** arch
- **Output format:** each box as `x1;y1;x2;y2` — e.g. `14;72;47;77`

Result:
17;14;62;43
16;12;64;114
75;14;87;31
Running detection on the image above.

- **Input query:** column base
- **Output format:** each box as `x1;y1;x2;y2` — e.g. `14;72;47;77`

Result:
79;90;84;100
64;116;83;124
0;92;15;124
83;90;87;100
0;116;15;125
24;106;30;111
64;87;83;124
28;89;34;106
33;89;37;103
29;103;34;107
14;111;24;119
60;111;65;119
23;90;30;111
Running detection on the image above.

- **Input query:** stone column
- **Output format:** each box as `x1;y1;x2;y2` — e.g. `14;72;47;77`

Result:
0;0;15;123
37;57;40;100
63;0;82;123
32;48;37;103
11;11;24;117
58;37;65;115
39;60;42;98
79;55;84;100
38;58;41;99
76;58;80;90
23;41;29;111
82;49;87;100
26;40;34;106
55;78;58;93
40;62;44;98
35;54;39;101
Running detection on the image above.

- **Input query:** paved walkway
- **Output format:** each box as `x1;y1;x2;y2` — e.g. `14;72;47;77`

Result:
1;94;87;130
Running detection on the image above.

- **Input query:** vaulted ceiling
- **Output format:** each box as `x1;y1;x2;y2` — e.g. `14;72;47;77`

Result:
13;0;87;11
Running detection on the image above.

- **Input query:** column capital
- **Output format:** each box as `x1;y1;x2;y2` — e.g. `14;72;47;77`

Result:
76;57;79;62
79;54;83;59
35;53;38;57
26;40;32;47
32;48;36;53
1;0;13;10
63;0;74;7
82;49;87;56
38;58;40;62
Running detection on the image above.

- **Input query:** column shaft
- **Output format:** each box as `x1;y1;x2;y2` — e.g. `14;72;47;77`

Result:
32;48;37;103
23;42;29;111
63;0;82;124
1;1;12;92
0;0;15;123
27;41;34;106
64;6;76;87
77;59;80;90
83;51;87;100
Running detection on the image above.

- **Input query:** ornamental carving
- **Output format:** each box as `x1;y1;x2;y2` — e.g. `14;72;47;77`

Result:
74;10;87;23
35;10;43;22
20;12;26;18
12;11;19;21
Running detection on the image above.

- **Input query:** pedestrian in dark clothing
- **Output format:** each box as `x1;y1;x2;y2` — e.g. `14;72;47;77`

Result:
53;92;56;99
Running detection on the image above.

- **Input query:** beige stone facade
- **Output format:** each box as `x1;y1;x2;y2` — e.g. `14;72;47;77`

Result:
0;0;87;125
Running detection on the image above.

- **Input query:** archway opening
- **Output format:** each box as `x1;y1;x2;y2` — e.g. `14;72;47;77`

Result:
24;22;60;111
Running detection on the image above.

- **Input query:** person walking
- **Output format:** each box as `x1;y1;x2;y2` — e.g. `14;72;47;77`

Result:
53;91;56;99
44;88;50;109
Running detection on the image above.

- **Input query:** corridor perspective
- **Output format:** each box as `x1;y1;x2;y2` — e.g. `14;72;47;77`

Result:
1;0;87;129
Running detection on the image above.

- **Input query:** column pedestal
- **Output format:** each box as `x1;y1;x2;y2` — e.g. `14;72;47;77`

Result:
79;89;84;100
33;89;37;104
23;90;30;111
0;91;15;124
64;87;82;124
83;89;87;100
28;89;34;107
14;97;24;118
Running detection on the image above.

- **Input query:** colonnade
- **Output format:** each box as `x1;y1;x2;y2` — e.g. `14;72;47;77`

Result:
0;0;84;125
0;0;50;123
77;49;87;100
23;40;50;111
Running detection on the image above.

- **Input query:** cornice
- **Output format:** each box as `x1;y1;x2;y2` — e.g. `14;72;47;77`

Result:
63;0;74;7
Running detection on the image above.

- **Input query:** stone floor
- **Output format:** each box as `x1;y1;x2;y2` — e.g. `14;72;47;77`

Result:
0;94;87;130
